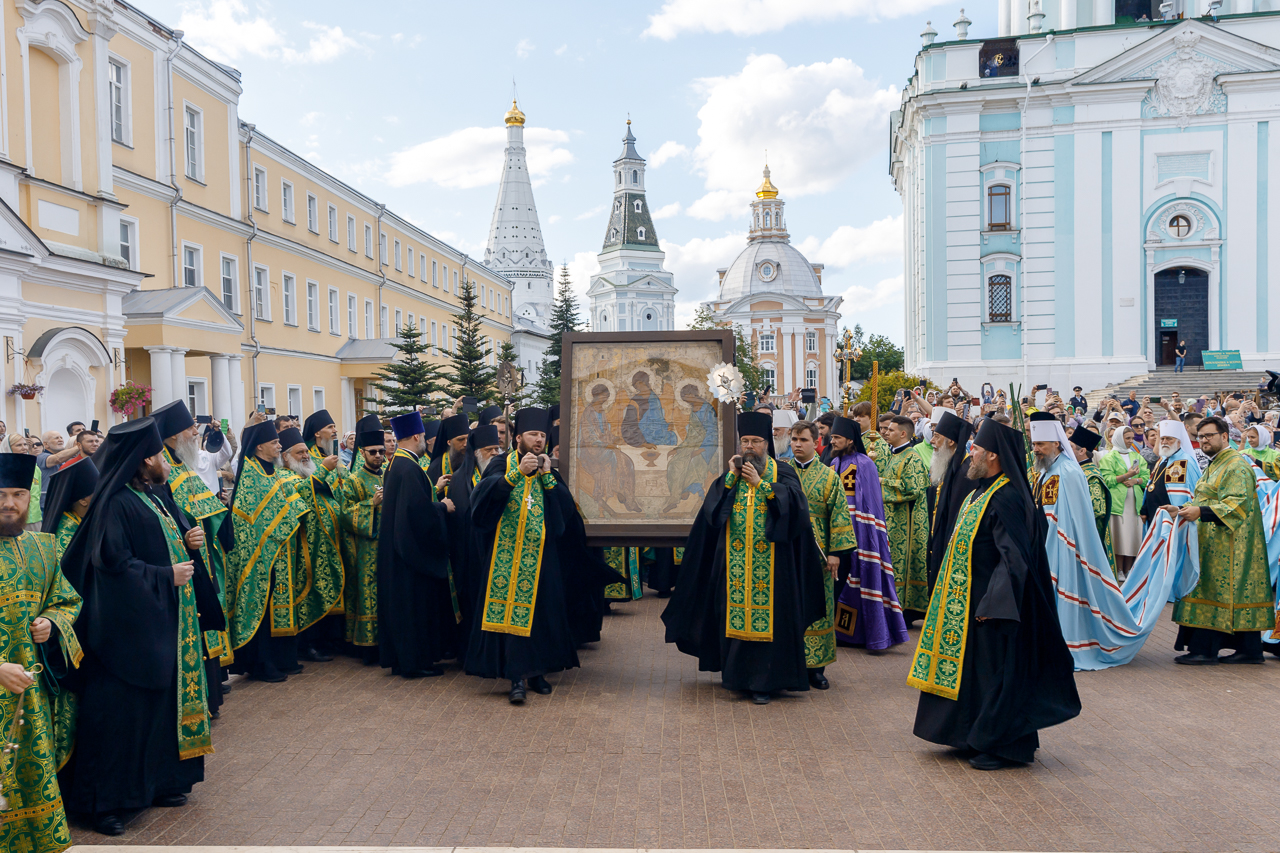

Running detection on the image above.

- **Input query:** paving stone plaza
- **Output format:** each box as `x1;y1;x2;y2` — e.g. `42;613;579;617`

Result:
71;597;1280;853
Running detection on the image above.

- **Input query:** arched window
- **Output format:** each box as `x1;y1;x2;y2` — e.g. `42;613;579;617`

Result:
616;171;622;185
611;228;619;240
763;212;771;228
634;200;642;212
632;169;638;184
637;227;646;240
988;185;1011;230
601;312;608;325
988;275;1013;322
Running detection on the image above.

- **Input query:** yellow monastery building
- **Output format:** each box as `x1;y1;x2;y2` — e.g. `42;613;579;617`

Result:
0;0;513;437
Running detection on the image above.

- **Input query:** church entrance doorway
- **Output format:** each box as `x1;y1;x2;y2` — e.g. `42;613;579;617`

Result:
1153;267;1208;367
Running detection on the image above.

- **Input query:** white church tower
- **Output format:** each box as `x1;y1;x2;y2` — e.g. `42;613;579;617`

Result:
484;98;551;373
587;121;677;332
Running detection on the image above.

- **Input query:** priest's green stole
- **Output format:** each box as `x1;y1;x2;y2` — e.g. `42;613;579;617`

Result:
128;485;213;761
724;455;778;642
907;475;1007;700
481;451;552;636
165;450;232;663
604;547;643;600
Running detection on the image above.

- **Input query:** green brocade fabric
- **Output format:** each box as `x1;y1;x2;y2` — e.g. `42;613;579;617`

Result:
288;471;347;633
862;431;892;478
226;458;308;648
604;548;643;600
724;456;778;642
163;450;231;662
481;451;553;637
1173;448;1276;633
340;465;381;646
908;475;1007;700
1081;463;1117;577
790;457;856;668
882;446;931;613
53;513;79;560
0;532;82;853
128;486;213;760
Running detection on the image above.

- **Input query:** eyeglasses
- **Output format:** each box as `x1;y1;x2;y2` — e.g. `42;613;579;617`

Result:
1197;431;1221;440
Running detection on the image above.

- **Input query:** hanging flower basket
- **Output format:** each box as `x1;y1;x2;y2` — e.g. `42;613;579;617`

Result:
7;383;43;401
110;383;152;417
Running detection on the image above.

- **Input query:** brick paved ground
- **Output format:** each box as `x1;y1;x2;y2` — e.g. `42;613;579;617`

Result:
74;598;1280;852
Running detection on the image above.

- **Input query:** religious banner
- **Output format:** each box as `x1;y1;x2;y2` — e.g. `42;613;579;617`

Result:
560;330;736;547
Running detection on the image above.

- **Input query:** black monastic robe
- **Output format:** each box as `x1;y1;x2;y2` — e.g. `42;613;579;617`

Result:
926;453;976;594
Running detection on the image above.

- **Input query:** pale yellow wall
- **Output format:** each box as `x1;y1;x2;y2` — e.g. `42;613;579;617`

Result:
29;47;62;186
116;186;174;284
173;74;231;213
23;184;96;252
108;34;159;179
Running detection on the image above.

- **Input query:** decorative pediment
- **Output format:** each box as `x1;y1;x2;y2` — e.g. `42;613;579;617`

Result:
1073;21;1280;87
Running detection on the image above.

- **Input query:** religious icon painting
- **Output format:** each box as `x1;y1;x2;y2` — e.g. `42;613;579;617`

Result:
560;330;736;547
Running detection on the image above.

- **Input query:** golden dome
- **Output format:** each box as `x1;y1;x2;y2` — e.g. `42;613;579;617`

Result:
756;165;779;199
504;98;526;127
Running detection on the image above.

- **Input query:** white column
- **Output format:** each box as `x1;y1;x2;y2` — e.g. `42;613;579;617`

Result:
340;376;355;435
170;348;188;410
999;0;1013;34
1061;0;1077;30
210;354;232;423
147;346;173;408
1232;0;1251;14
1011;0;1029;34
228;355;246;430
1093;0;1112;27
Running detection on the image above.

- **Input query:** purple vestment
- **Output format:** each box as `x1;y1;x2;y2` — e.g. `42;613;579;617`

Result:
829;451;910;650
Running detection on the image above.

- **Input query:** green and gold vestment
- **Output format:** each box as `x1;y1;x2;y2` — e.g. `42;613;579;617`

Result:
52;512;79;560
225;457;309;648
882;445;930;613
1081;462;1116;577
862;430;892;478
0;532;81;853
340;464;381;647
604;547;643;600
1173;448;1276;634
724;456;779;642
1243;445;1280;481
287;466;346;634
481;451;556;636
789;456;856;667
164;449;232;662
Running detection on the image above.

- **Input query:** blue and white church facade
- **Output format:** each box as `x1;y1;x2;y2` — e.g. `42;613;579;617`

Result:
893;6;1280;392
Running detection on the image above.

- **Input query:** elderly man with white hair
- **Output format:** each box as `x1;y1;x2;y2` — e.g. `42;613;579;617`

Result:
1140;419;1202;527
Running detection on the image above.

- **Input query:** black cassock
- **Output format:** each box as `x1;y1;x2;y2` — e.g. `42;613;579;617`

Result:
62;486;218;815
645;548;680;595
926;454;976;594
661;463;826;694
432;451;480;659
913;476;1081;763
465;463;585;681
377;449;455;674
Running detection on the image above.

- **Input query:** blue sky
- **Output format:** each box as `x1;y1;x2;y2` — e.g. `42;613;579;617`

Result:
150;0;999;344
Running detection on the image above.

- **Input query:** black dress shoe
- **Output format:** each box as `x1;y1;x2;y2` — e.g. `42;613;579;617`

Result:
281;663;304;675
1220;651;1265;665
808;671;830;690
251;670;287;683
209;708;220;720
300;646;333;662
1174;653;1219;665
93;814;126;836
220;682;231;694
1265;645;1280;659
529;675;553;694
968;753;1018;771
509;680;527;704
751;692;771;705
152;794;187;807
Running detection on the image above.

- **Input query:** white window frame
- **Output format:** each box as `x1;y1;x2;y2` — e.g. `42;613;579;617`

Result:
254;265;270;320
328;204;338;242
182;102;203;182
347;215;357;251
431;319;438;354
306;279;320;331
380;305;388;337
282;273;298;326
805;330;818;352
287;385;303;417
328;286;340;335
181;241;202;288
453;270;458;292
379;232;387;265
419;253;426;280
219;252;239;313
313;387;326;414
364;223;373;258
393;239;402;271
258;383;276;413
306;193;319;234
761;364;776;389
407;248;415;278
281;180;295;224
118;215;138;271
979;162;1021;233
980;253;1021;326
187;378;209;418
432;260;438;288
253;166;268;212
759;332;776;353
635;200;642;212
407;312;414;330
108;56;132;146
394;308;402;334
364;299;374;339
443;265;449;293
347;292;357;338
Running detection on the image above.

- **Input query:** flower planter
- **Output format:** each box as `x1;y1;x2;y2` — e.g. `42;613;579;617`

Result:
19;391;35;400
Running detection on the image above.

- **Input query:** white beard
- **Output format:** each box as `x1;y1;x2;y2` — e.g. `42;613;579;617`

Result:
315;437;334;455
1034;452;1057;474
773;436;789;456
172;433;201;469
284;455;317;478
1159;445;1177;458
475;450;495;474
929;444;954;485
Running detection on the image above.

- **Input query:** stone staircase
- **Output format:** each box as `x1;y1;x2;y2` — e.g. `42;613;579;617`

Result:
1087;365;1270;407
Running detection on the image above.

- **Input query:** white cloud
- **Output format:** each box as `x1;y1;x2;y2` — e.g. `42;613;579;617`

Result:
795;214;903;268
383;126;573;190
644;0;946;39
662;232;748;306
177;1;362;65
649;141;690;169
834;273;904;311
574;204;607;221
565;251;602;309
685;54;898;220
555;43;569;56
300;111;322;127
547;214;562;225
651;201;682;220
516;38;536;58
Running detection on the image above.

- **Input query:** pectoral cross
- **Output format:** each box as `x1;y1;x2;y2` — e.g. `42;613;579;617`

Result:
525;492;535;511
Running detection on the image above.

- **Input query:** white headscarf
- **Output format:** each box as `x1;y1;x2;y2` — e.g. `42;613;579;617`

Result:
1110;424;1135;463
1246;423;1273;449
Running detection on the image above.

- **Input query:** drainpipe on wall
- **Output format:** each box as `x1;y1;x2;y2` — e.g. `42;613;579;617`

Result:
165;31;184;291
244;123;261;398
1018;32;1053;394
375;204;387;336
